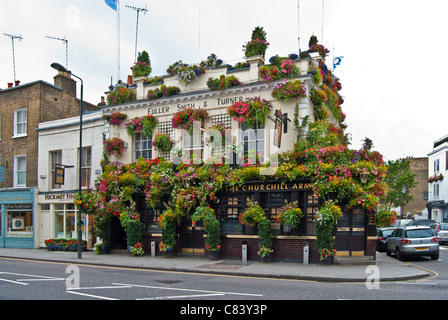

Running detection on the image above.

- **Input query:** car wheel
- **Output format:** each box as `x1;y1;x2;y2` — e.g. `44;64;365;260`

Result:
431;253;439;260
396;248;404;261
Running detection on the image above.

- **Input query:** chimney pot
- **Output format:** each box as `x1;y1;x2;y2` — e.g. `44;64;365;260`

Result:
8;83;13;88
15;80;20;86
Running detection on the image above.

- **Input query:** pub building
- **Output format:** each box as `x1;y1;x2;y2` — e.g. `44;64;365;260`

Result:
101;49;377;262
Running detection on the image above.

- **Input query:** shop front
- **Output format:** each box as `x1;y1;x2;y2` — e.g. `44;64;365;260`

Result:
37;192;91;248
0;188;36;249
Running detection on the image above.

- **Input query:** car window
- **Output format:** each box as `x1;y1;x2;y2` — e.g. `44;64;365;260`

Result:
391;229;402;237
440;224;448;231
405;229;434;238
383;229;394;237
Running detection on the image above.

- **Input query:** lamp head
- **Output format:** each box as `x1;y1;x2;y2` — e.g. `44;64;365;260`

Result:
51;62;67;72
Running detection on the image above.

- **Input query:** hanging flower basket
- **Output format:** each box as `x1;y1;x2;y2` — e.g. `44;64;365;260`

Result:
227;96;272;128
153;132;173;152
171;107;208;134
103;112;127;126
104;137;125;157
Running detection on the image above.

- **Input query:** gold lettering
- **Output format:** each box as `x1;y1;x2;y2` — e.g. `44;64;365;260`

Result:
299;183;303;189
292;183;298;190
266;184;271;191
242;185;246;191
248;185;254;191
260;184;265;191
254;185;259;191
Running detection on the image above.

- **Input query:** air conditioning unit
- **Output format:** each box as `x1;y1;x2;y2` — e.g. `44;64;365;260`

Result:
12;218;24;230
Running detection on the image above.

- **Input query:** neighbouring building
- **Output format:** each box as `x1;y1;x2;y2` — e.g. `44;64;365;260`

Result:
427;135;448;223
0;72;99;248
400;157;428;219
36;111;104;248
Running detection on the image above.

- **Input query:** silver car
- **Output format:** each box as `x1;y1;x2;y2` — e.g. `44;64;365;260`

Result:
436;223;448;244
386;226;439;261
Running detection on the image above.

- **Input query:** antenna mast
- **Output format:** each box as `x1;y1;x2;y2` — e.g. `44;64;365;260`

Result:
126;4;148;62
46;35;69;69
3;33;22;82
297;0;301;55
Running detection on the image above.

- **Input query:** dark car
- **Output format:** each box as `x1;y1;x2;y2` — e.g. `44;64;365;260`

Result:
408;219;436;226
377;227;396;252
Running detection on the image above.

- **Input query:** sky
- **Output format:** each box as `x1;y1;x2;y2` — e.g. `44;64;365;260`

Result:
1;0;447;162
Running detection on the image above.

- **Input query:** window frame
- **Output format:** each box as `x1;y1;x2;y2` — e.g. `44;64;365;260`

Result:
13;108;27;138
13;154;27;188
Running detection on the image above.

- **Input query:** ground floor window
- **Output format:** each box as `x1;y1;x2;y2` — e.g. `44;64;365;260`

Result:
54;203;87;239
5;205;33;238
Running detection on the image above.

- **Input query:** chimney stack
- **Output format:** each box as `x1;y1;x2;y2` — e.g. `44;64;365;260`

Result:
54;71;77;97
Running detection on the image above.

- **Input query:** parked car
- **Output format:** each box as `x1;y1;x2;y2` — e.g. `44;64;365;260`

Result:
377;227;396;252
392;219;412;227
435;223;448;244
408;219;436;226
386;226;439;261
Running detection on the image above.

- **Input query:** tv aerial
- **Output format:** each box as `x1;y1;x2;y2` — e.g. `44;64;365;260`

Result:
46;35;69;69
126;4;148;62
3;33;23;82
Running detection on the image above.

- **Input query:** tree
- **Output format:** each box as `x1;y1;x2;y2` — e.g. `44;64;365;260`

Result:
382;159;417;211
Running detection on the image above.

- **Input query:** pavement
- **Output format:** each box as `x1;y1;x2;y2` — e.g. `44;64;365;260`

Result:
0;248;431;283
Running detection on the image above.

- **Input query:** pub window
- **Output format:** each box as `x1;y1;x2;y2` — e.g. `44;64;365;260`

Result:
50;150;62;190
182;127;203;161
142;207;163;233
134;132;152;160
305;192;319;235
242;122;264;163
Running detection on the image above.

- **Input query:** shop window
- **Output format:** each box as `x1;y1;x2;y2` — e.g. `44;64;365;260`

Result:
54;203;86;239
81;147;91;188
6;204;33;238
134;132;152;160
50;150;62;190
13;155;26;188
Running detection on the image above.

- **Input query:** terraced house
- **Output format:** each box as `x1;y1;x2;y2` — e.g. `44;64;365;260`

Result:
84;31;386;263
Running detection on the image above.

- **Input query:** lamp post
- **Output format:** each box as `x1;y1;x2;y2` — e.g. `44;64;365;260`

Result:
51;62;84;259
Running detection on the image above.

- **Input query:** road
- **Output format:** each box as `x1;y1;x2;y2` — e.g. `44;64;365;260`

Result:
0;246;447;307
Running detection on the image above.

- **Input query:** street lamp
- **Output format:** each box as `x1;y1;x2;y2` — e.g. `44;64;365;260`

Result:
51;62;84;259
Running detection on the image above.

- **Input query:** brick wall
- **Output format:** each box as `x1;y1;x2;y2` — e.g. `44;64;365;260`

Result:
0;80;99;188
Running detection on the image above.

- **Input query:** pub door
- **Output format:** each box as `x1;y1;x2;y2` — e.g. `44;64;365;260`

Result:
181;219;205;254
110;215;127;250
334;207;366;256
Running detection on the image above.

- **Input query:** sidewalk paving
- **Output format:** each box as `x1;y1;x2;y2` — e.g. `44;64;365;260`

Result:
0;248;430;283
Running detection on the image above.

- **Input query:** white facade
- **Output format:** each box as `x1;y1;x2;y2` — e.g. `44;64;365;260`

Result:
427;135;448;223
36;111;104;247
102;53;328;166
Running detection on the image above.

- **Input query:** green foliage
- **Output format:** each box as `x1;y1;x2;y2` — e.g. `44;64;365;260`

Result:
192;206;220;251
383;158;417;210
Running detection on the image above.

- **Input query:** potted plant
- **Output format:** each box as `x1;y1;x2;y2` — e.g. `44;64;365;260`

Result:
272;80;307;102
192;206;221;260
153;132;173;152
104;137;125;157
315;201;342;264
132;50;152;77
158;209;179;257
239;200;273;261
103;112;127;126
106;85;136;105
226;96;272;129
129;242;145;256
275;200;304;229
243;26;269;58
171;107;208;134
